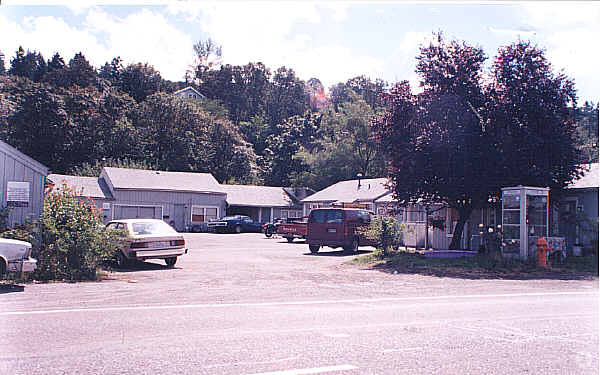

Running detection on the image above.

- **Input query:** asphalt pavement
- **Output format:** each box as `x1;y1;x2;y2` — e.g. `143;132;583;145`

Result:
1;233;598;374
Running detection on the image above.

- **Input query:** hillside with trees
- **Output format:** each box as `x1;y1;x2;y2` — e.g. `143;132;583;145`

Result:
0;39;596;193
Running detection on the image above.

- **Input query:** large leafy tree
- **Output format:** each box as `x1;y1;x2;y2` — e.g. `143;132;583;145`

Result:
261;111;321;186
373;34;581;249
330;75;387;111
294;95;386;190
117;62;163;103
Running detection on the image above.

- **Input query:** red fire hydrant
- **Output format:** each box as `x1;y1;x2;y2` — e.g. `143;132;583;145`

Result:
536;237;549;268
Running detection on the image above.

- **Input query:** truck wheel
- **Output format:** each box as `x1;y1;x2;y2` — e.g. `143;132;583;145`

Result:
165;257;177;267
309;245;320;254
345;238;359;254
286;237;294;243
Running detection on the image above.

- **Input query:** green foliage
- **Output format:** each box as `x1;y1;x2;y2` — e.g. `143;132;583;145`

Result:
293;96;386;190
359;216;407;258
35;184;125;281
70;157;159;177
373;33;581;249
261;111;321;186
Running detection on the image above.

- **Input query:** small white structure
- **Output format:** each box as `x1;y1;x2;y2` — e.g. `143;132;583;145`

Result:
173;86;206;100
501;186;550;260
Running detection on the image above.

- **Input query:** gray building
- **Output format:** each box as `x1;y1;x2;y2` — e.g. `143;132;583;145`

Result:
49;168;227;232
301;177;389;216
48;167;313;231
0;140;50;227
220;185;309;223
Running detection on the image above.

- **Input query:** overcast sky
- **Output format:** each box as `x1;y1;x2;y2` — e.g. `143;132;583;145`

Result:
1;1;598;103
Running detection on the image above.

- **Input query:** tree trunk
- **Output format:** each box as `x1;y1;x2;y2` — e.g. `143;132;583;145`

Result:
449;205;473;250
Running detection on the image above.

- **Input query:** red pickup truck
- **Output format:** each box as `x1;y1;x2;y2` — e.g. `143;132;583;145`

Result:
277;218;308;243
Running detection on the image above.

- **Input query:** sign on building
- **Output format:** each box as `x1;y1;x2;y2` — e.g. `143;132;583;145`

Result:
7;181;30;207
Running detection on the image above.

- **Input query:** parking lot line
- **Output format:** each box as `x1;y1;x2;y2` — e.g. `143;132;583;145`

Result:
247;364;358;375
1;291;596;316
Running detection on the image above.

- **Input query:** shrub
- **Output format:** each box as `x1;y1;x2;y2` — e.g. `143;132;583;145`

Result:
34;184;124;281
359;215;407;258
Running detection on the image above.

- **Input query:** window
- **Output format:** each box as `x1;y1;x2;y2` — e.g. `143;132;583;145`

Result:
309;210;327;224
326;210;343;224
191;206;218;222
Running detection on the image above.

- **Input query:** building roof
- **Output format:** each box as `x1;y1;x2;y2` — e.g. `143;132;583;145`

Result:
173;86;206;99
568;163;599;189
302;178;390;203
0;140;50;176
48;174;114;199
220;184;295;207
102;167;224;194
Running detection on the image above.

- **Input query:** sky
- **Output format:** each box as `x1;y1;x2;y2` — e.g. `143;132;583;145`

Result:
1;1;598;103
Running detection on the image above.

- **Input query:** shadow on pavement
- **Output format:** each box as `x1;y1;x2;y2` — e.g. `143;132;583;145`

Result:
0;283;25;293
110;261;177;273
303;249;373;257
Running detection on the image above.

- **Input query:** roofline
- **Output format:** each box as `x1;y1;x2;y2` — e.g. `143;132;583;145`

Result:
113;187;226;195
173;86;206;98
227;203;297;208
0;140;50;175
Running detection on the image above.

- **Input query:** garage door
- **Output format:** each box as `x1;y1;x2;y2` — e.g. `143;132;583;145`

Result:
114;205;162;219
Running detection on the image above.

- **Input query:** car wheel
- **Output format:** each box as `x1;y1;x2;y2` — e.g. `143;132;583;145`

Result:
309;245;320;254
234;225;242;234
116;252;129;268
286;237;294;243
191;225;202;233
0;259;6;279
345;238;359;254
165;257;177;267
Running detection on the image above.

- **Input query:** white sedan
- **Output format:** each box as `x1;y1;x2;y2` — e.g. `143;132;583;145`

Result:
106;219;187;268
0;238;37;279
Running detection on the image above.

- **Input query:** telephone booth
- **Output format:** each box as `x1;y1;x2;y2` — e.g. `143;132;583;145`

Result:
501;186;550;260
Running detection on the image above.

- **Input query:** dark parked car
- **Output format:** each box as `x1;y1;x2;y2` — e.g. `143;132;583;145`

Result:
306;208;374;254
207;215;263;234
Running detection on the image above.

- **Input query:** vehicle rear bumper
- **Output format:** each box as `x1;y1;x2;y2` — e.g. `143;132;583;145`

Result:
8;258;37;273
130;248;187;259
306;239;349;248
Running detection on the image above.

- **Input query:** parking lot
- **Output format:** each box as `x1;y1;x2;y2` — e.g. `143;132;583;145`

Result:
1;233;598;375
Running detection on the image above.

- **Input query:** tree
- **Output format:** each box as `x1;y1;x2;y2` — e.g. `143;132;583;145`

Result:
118;62;163;102
266;66;309;127
293;95;386;190
0;51;6;74
188;38;222;84
373;34;581;249
70;157;158;177
261;111;321;186
330;75;387;110
8;46;47;82
573;101;599;163
66;52;97;88
98;56;123;83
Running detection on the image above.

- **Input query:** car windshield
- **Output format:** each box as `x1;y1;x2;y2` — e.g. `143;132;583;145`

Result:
221;216;246;221
129;221;177;236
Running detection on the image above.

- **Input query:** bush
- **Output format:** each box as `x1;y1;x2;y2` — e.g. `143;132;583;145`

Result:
359;215;407;258
34;184;125;281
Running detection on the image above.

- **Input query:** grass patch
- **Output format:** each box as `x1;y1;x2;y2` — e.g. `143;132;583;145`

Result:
349;249;599;280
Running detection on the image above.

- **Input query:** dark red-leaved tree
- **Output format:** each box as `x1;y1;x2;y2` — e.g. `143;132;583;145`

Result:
373;33;581;249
